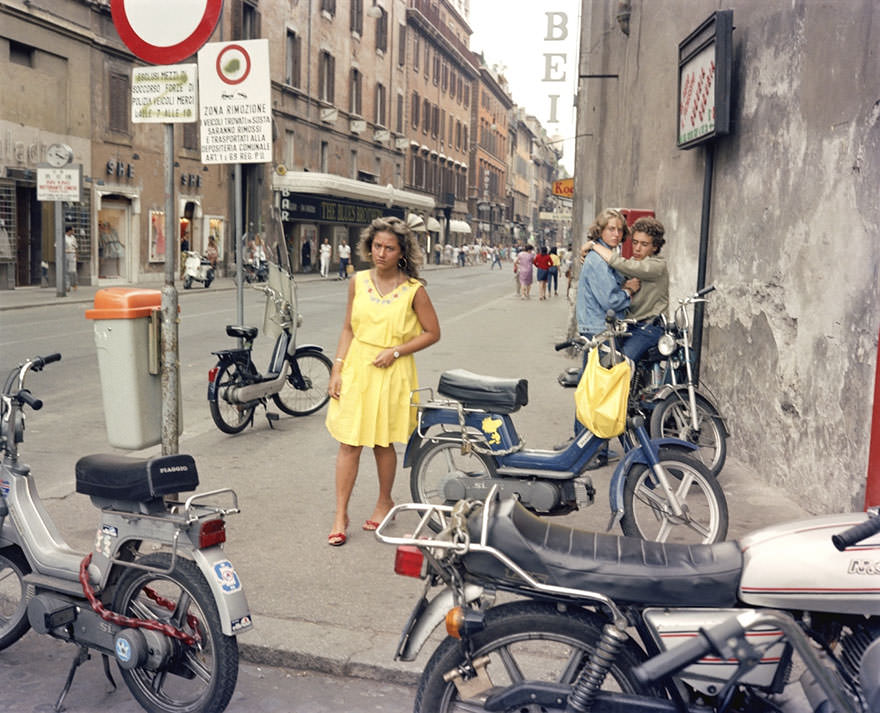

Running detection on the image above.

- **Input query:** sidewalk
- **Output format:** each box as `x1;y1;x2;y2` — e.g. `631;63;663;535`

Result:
3;264;812;693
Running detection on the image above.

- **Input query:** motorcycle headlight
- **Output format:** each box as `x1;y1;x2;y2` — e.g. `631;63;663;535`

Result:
657;333;677;356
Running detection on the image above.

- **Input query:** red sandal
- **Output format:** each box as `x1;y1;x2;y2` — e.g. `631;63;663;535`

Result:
328;532;347;546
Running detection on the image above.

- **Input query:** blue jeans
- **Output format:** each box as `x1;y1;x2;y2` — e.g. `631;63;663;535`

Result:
622;322;665;363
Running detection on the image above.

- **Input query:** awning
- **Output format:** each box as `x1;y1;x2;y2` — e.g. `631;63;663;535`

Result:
449;219;472;234
272;171;435;211
426;217;442;232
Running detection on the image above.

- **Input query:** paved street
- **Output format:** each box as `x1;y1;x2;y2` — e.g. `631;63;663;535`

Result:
0;263;811;711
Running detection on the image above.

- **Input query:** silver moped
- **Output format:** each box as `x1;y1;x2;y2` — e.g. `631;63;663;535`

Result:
0;353;251;713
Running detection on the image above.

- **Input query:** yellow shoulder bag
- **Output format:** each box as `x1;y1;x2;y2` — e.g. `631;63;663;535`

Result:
575;347;631;438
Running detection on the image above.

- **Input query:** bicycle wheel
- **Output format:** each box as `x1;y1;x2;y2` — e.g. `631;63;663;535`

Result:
0;547;31;651
209;363;255;434
111;553;239;713
620;448;728;544
649;392;727;476
415;600;654;713
272;352;332;416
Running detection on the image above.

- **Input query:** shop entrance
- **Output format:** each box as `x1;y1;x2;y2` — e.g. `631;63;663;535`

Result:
97;198;130;281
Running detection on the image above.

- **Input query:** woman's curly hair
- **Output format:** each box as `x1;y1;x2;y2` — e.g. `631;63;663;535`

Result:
358;216;425;281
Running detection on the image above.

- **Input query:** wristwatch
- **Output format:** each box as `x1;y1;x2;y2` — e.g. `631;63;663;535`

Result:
393;349;400;359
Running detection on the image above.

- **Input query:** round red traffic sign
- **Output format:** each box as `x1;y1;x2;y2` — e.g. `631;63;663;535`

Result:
111;0;222;64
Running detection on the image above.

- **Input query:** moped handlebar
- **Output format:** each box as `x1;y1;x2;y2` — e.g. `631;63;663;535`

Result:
832;508;880;551
17;389;42;411
696;284;716;297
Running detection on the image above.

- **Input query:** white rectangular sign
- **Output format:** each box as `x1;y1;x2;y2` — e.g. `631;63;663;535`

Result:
131;64;198;123
197;39;272;164
37;166;82;202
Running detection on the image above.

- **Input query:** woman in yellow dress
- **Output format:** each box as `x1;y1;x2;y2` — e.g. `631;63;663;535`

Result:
325;216;440;546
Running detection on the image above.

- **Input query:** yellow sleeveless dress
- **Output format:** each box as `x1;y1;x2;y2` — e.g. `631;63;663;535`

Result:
325;270;423;447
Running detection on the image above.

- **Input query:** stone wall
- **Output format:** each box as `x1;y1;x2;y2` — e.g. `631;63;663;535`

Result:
575;0;880;512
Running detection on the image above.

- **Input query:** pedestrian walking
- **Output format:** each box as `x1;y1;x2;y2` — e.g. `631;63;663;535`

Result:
548;246;560;296
64;227;77;291
325;216;441;547
319;238;331;278
490;246;503;269
514;244;535;299
338;240;351;279
534;245;552;300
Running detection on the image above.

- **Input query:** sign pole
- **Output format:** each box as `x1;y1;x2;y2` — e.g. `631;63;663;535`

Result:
55;202;64;297
161;122;179;455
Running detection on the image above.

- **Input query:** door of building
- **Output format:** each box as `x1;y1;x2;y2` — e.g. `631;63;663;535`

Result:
97;198;131;282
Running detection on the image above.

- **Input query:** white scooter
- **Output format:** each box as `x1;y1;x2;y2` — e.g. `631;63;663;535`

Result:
0;354;251;713
183;249;214;289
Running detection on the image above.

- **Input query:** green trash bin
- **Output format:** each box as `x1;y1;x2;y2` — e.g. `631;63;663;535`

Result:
85;288;180;449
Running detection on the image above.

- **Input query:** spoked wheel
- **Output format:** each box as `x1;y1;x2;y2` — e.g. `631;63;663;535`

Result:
272;352;332;416
410;433;497;532
649;393;727;476
0;547;31;651
209;363;255;434
111;553;239;713
415;601;655;713
620;448;728;544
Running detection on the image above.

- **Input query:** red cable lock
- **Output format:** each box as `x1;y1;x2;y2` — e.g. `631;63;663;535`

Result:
79;553;200;646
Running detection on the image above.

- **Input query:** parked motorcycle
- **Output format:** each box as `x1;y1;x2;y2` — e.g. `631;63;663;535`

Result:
404;315;728;544
0;354;251;713
183;249;215;289
208;262;332;434
558;285;728;476
376;488;880;713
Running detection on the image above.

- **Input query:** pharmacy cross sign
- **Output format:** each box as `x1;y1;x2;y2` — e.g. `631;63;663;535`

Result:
111;0;222;65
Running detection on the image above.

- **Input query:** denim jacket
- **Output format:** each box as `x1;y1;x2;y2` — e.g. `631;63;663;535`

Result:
575;245;630;335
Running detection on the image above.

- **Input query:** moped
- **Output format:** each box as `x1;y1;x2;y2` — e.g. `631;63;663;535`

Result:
208;262;332;434
405;315;728;544
376;487;880;713
558;285;728;475
0;353;251;713
183;249;215;289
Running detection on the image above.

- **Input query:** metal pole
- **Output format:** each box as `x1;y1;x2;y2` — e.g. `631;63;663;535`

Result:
235;163;244;328
54;201;65;296
161;122;179;455
691;141;714;385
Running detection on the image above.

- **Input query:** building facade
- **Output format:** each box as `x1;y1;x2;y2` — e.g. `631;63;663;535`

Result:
574;0;880;512
0;0;567;288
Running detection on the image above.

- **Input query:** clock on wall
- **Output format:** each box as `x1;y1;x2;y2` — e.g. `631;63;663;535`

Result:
46;143;74;168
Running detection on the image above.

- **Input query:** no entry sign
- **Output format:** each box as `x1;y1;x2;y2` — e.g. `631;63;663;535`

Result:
111;0;222;64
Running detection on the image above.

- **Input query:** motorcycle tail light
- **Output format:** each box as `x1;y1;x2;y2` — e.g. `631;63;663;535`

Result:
394;545;425;578
199;519;226;548
657;333;677;356
208;366;219;383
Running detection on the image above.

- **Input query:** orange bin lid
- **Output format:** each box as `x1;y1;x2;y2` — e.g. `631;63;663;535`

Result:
85;288;162;320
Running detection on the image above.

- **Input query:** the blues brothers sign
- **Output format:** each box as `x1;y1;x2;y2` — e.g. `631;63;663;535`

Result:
279;192;404;224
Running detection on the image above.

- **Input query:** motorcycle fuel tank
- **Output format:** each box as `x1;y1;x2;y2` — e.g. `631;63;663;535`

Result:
739;512;880;615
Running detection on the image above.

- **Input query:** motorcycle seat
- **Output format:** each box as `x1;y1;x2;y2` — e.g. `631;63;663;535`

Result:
464;497;743;607
75;453;199;502
226;325;258;341
437;369;528;414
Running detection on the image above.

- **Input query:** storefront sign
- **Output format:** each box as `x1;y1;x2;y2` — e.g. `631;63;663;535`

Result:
279;192;403;225
198;40;272;164
37;165;82;202
552;178;574;198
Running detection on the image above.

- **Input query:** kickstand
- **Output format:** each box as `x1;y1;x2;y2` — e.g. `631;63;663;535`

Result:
101;653;117;692
265;411;279;429
55;645;90;712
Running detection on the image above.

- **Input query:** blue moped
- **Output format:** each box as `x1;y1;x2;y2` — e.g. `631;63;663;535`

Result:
403;317;728;544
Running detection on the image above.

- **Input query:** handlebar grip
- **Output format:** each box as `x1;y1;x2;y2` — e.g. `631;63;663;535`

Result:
832;516;880;551
555;341;573;351
696;285;716;297
39;353;62;367
633;634;714;685
18;389;43;411
605;309;616;324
